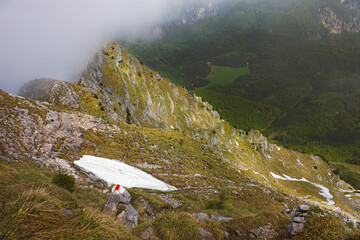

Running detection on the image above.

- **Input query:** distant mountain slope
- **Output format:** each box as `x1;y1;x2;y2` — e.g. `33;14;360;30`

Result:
122;0;360;172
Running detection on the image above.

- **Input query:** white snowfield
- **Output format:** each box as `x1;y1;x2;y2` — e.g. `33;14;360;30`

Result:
74;155;177;191
270;172;335;206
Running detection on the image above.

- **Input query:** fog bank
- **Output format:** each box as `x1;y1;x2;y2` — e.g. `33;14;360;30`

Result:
0;0;194;93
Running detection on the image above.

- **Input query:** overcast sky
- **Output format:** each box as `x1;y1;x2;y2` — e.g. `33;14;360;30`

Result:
0;0;196;93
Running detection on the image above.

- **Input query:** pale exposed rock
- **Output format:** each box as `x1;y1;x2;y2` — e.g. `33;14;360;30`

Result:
61;208;73;215
199;227;212;238
298;205;310;212
103;192;122;217
210;214;233;222
115;204;139;228
193;213;209;223
293;217;305;223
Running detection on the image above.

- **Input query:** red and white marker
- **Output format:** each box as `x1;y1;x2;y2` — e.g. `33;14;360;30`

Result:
112;184;125;194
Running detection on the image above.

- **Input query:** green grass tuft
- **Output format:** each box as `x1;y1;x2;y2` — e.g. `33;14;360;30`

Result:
154;212;202;240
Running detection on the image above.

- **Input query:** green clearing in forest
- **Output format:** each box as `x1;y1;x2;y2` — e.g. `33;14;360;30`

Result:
199;64;249;89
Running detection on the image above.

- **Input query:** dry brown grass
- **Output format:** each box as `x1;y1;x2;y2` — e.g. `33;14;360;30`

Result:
0;188;130;239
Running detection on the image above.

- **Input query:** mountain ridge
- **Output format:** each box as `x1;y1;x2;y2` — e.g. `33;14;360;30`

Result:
16;42;358;214
1;41;360;239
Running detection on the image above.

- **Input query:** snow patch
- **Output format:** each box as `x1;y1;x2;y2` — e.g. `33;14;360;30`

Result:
75;155;177;191
270;172;335;205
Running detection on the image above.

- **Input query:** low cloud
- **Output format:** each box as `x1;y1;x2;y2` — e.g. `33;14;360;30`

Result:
0;0;193;93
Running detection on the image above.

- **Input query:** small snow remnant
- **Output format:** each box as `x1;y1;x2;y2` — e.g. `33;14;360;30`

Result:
74;155;177;191
270;172;335;206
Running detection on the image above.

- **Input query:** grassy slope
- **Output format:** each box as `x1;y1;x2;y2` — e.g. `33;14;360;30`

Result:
0;90;298;239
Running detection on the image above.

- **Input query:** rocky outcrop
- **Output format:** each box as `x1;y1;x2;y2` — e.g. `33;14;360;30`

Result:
18;78;80;109
340;0;360;12
320;7;360;33
103;185;139;229
288;205;310;237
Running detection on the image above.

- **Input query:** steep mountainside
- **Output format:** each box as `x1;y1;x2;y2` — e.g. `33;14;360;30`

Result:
1;42;359;239
123;0;360;185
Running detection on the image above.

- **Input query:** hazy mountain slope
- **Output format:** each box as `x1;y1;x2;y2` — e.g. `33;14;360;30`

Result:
154;0;226;37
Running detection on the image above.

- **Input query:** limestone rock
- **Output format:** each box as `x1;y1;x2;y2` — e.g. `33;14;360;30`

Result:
193;213;209;223
103;185;132;217
103;192;121;217
115;204;139;229
112;185;131;204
